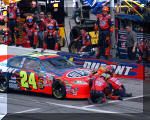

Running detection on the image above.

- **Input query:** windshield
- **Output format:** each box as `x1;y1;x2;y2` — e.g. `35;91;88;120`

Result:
41;57;76;71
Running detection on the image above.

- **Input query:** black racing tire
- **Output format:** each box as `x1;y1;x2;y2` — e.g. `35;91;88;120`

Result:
52;79;66;99
0;75;8;93
75;15;81;24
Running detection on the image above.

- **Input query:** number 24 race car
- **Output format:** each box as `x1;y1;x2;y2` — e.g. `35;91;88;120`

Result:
0;52;92;99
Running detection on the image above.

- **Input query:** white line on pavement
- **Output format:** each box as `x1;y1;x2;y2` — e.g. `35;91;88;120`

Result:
0;97;5;99
107;94;150;104
14;108;41;114
0;115;5;120
46;102;118;113
83;94;150;108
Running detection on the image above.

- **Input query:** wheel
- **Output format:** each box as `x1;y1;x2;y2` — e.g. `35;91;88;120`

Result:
0;76;8;93
75;15;81;24
52;79;66;99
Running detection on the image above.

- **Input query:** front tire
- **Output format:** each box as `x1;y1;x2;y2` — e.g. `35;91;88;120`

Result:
52;79;66;99
0;75;8;93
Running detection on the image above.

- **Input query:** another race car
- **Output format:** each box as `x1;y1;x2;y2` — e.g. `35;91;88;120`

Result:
0;52;92;99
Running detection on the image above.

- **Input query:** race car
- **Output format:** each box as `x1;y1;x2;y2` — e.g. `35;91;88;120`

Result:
0;52;92;99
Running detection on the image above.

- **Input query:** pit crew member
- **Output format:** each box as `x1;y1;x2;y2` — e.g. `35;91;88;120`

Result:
6;0;20;46
88;71;107;104
95;7;114;59
43;12;60;50
22;16;39;48
75;28;91;52
105;65;132;97
37;11;46;48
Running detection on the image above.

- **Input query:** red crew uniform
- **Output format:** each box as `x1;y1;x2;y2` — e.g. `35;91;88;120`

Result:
88;73;107;104
38;17;46;48
6;0;20;46
76;31;91;52
22;16;39;48
108;77;132;97
95;7;114;59
43;19;60;50
104;65;132;97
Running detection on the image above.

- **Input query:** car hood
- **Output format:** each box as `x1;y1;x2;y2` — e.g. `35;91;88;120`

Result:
52;67;91;79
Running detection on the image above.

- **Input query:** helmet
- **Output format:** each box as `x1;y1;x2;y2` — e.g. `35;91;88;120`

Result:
47;24;54;30
106;65;113;74
102;7;109;12
9;0;15;8
9;0;15;4
101;73;110;80
26;16;33;25
97;66;107;75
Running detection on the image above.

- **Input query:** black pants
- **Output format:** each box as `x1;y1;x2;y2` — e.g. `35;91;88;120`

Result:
8;19;19;44
97;30;110;57
28;36;35;48
90;90;104;103
127;47;136;60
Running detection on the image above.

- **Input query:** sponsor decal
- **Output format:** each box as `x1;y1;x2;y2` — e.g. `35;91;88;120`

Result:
11;75;16;81
58;52;144;80
0;62;7;67
64;81;69;84
6;68;18;74
9;83;19;89
83;62;133;76
96;81;103;86
66;89;77;95
67;70;91;78
74;87;79;91
66;85;72;91
9;77;19;89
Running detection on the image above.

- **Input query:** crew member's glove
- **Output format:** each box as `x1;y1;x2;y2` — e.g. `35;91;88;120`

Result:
5;18;8;23
17;17;21;23
110;26;114;32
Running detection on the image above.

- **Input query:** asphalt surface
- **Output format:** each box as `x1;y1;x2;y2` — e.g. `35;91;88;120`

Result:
0;2;150;119
0;45;149;120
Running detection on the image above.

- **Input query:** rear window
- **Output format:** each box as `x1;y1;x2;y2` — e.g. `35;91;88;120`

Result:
8;57;23;68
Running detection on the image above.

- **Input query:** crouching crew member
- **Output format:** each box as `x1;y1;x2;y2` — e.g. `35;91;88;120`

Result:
75;28;91;52
106;65;132;97
22;16;39;49
88;71;107;104
43;13;60;51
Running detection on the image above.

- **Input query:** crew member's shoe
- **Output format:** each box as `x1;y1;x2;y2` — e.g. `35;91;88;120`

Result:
126;93;132;97
88;98;94;104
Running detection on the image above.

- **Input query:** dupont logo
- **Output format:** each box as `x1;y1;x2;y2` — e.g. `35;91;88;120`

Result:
83;62;133;76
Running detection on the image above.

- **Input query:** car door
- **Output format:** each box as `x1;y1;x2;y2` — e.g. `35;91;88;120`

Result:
20;58;42;92
7;56;25;90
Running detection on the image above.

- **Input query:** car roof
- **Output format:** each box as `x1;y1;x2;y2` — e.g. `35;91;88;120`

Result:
19;52;60;60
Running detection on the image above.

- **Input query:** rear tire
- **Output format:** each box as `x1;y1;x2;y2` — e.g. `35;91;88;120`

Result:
0;75;8;93
52;79;66;99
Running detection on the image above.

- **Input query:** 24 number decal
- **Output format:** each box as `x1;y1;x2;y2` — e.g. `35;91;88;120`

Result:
20;71;37;89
